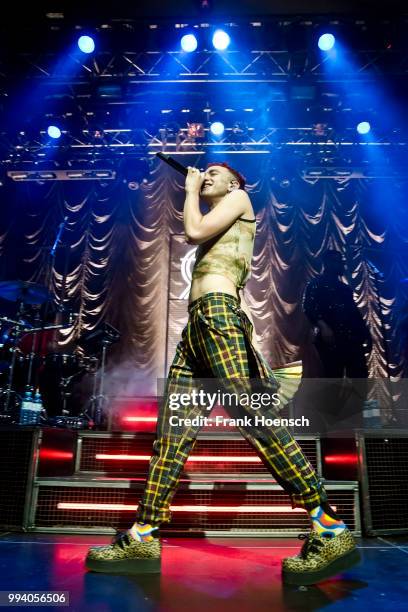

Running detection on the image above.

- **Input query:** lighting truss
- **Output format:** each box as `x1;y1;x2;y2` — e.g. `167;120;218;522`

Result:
1;17;408;172
2;125;407;158
4;47;408;85
7;168;116;182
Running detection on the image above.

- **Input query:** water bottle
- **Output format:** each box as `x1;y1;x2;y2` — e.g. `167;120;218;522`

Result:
32;389;44;425
20;389;36;425
363;399;382;429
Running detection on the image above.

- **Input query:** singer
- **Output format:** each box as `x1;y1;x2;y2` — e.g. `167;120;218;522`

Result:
86;162;360;585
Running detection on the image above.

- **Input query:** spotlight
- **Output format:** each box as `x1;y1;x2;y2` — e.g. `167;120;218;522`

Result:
181;33;198;52
280;178;291;189
92;129;105;141
47;125;62;139
187;122;205;138
210;121;225;136
212;29;230;51
357;121;371;135
318;33;335;51
77;35;95;54
127;181;139;191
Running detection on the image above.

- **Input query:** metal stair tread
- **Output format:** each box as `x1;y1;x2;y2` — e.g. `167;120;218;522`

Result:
35;474;358;489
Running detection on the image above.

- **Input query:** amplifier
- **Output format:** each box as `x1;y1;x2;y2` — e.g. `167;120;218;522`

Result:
0;427;39;529
357;430;408;535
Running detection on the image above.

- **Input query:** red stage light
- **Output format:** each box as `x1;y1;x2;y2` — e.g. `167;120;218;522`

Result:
324;454;358;465
39;449;74;460
57;502;331;513
114;399;159;431
122;417;158;423
95;453;262;463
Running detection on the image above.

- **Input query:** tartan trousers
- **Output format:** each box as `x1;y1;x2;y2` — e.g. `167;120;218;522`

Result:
136;292;327;525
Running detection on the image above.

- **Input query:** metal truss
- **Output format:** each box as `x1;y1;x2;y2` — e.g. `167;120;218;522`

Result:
1;30;407;165
2;125;407;173
3;47;408;86
3;125;407;153
0;14;407;178
6;163;408;183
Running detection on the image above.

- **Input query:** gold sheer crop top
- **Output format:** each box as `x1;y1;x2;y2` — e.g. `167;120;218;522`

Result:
191;217;256;289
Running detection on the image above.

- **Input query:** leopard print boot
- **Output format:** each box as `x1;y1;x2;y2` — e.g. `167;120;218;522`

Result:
282;528;360;585
85;531;161;574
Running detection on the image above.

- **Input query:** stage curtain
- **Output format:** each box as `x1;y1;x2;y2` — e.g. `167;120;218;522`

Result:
1;164;407;407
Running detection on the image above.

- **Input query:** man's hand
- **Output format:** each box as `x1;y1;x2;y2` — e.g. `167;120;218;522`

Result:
185;167;204;194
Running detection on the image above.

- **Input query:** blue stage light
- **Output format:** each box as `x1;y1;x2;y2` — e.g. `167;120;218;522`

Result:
181;34;198;52
77;35;95;54
318;33;335;51
212;29;230;51
357;121;371;135
210;121;225;136
47;125;62;139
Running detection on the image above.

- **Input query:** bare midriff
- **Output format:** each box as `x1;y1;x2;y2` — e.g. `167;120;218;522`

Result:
189;273;238;302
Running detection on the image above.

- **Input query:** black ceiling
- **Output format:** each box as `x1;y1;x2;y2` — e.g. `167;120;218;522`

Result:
5;0;408;23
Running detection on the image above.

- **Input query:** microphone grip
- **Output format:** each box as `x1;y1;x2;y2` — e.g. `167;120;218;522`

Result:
156;152;188;177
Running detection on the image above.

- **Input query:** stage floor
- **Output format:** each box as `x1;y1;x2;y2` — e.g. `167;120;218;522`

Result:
0;533;407;612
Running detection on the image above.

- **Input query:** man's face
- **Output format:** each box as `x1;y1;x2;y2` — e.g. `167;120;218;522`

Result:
200;166;238;200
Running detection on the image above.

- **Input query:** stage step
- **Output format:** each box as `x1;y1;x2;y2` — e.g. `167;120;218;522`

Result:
75;431;322;477
2;427;405;537
30;430;360;536
28;475;361;536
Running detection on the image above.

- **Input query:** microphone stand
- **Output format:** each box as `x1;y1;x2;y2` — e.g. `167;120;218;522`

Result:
43;217;69;325
40;217;71;418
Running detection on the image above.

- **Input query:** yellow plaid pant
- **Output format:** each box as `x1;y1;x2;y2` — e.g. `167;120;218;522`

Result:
136;292;327;525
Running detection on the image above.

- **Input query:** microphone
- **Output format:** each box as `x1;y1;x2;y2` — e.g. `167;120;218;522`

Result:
50;216;69;257
156;152;188;177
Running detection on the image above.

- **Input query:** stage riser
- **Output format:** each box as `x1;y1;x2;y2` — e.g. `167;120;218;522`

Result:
2;428;406;537
77;433;321;477
29;483;360;536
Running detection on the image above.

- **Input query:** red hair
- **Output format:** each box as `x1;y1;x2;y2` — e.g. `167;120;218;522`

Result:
206;162;246;189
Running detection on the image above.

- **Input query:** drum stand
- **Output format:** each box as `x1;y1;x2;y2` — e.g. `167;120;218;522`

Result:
77;323;120;429
88;339;109;428
3;301;28;413
59;368;85;414
24;311;43;393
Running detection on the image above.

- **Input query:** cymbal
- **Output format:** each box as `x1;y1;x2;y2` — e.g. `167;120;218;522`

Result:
0;280;51;305
28;324;66;333
0;315;33;329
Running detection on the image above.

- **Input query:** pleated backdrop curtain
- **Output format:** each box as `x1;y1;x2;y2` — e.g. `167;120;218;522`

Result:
1;163;407;397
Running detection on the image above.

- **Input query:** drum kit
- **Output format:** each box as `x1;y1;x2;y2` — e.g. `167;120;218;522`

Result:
0;279;120;428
